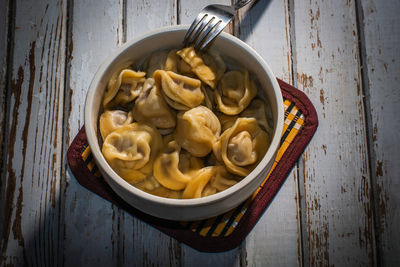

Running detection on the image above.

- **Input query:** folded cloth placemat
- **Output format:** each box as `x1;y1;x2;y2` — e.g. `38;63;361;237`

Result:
67;79;318;252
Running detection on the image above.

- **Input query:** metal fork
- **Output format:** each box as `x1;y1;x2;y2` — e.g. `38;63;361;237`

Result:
183;0;254;50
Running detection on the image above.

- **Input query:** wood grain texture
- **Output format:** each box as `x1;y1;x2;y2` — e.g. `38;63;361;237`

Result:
63;0;123;266
0;0;9;187
121;1;181;266
293;0;376;265
0;0;66;266
358;0;400;265
237;0;302;265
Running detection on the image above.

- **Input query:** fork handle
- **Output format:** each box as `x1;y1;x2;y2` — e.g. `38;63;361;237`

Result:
233;0;254;10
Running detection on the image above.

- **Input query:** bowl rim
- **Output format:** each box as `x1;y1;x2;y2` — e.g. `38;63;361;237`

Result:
85;24;284;207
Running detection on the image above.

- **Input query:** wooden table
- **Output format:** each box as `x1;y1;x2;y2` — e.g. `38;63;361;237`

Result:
1;0;399;266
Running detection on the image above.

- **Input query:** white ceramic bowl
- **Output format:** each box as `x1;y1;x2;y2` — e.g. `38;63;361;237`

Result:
85;25;284;221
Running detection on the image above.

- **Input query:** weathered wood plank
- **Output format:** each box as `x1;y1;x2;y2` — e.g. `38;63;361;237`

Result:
0;0;66;266
121;1;181;266
293;0;375;265
0;0;10;256
237;0;302;265
179;0;241;265
63;0;123;266
358;0;400;265
0;0;9;182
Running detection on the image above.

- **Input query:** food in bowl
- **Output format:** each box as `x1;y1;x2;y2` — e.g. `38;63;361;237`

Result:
98;46;273;199
85;26;284;220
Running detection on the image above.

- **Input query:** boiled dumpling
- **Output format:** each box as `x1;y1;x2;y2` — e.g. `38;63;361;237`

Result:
241;99;272;134
177;47;220;88
218;114;237;132
102;123;162;183
133;78;176;129
134;175;182;199
164;49;180;73
146;50;168;77
103;69;146;108
202;166;238;197
165;49;195;77
202;49;226;83
153;140;202;190
175;106;221;157
153;70;204;110
182;166;216;199
213;118;270;176
215;70;257;115
99;110;133;140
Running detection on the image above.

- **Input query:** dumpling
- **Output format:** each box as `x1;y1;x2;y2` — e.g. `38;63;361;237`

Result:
153;140;202;190
132;78;176;129
182;166;216;199
202;166;238;197
164;49;180;73
99;109;133;140
153;70;204;110
175;106;221;157
240;99;272;134
146;50;169;77
165;49;195;77
213;118;270;176
102;123;162;183
177;47;221;88
215;70;257;115
134;176;182;199
201;85;215;110
218;114;237;132
202;49;226;83
103;69;146;108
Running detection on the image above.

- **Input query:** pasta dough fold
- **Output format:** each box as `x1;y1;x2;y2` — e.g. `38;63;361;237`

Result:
175;106;221;157
213;118;270;176
103;69;146;108
102;123;162;183
133;78;176;129
99;110;133;140
153;140;202;190
177;47;224;88
215;70;257;115
153;70;204;110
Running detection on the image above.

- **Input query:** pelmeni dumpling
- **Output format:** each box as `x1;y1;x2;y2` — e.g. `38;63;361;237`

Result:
99;110;133;140
134;175;182;199
215;70;257;115
241;99;273;135
175;106;221;157
182;166;216;199
164;49;194;77
102;123;162;183
153;70;204;110
218;114;237;132
202;166;238;197
177;47;219;88
153;140;202;190
202;49;226;83
103;69;146;108
146;50;169;77
133;78;176;129
213;118;270;176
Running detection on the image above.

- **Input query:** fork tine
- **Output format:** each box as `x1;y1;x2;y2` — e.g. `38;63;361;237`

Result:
199;22;227;50
193;19;221;50
183;13;207;45
186;15;213;45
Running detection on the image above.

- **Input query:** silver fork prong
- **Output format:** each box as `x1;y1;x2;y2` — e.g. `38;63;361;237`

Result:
193;19;221;50
183;13;207;45
199;22;227;50
187;15;214;45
